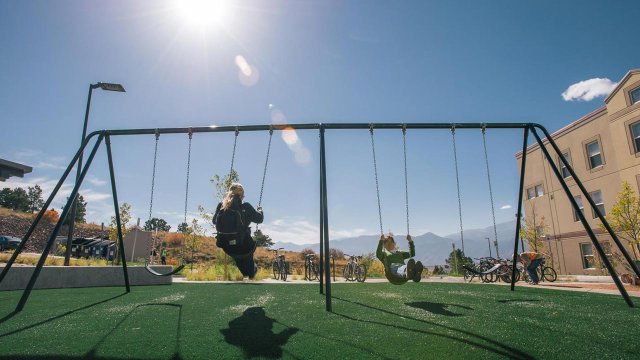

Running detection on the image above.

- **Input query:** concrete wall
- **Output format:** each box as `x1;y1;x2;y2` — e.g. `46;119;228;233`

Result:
0;265;173;291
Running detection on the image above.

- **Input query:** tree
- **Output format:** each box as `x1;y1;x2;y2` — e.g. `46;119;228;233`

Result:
520;205;548;252
144;217;171;232
184;219;205;268
0;187;30;212
253;229;274;247
432;265;445;275
27;185;44;213
177;222;189;233
110;203;132;264
601;181;640;260
445;249;472;275
64;194;87;224
211;170;240;202
329;248;344;259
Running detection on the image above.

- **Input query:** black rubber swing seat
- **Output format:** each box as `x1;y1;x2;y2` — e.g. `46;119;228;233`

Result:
144;261;186;276
384;267;409;285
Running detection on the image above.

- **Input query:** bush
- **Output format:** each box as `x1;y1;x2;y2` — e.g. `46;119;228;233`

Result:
40;209;60;224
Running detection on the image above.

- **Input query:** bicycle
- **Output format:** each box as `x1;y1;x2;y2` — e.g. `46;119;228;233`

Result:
270;248;288;281
343;254;367;282
518;257;557;283
304;253;319;281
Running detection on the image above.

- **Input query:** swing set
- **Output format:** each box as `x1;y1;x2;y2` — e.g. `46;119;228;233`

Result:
1;123;639;313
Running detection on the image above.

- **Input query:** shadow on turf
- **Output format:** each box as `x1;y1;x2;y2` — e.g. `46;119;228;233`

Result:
405;301;473;316
497;299;541;303
0;292;128;337
221;306;299;359
332;296;536;360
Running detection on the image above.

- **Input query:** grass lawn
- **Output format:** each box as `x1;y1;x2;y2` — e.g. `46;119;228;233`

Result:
0;282;638;359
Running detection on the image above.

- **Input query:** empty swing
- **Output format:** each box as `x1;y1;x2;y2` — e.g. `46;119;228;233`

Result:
143;129;189;276
370;125;418;285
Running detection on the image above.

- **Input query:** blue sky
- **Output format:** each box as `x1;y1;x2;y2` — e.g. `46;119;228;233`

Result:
1;0;639;245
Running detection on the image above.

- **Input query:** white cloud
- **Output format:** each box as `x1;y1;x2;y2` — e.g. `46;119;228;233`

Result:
561;78;618;101
87;176;107;186
260;217;369;245
500;205;512;210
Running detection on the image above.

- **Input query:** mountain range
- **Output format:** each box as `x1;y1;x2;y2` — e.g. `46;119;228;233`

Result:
273;220;518;266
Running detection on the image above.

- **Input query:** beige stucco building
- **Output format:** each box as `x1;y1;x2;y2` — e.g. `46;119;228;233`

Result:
516;69;640;275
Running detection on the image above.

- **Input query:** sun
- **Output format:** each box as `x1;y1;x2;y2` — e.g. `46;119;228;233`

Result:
175;0;233;29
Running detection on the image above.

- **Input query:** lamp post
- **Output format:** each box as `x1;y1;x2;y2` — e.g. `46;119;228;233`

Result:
486;237;492;258
494;239;500;259
64;82;125;266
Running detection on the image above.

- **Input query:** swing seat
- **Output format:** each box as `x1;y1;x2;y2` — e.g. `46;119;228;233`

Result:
144;260;186;277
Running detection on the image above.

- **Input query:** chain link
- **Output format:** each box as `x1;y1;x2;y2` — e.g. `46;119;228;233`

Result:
482;126;499;246
148;130;160;222
255;129;273;231
402;125;410;237
228;128;239;180
369;125;384;236
451;126;465;253
184;129;192;225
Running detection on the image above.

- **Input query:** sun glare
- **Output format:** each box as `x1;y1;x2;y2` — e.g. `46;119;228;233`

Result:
176;0;232;29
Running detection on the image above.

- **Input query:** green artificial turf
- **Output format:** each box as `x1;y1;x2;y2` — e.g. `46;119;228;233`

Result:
0;283;638;359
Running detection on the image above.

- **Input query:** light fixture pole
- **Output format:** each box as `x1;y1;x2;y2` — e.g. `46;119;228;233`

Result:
494;239;500;259
64;82;125;266
486;237;492;257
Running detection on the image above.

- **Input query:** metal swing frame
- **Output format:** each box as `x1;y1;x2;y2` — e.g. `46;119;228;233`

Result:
1;123;639;313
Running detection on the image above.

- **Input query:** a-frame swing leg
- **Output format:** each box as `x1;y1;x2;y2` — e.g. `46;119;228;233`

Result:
510;127;529;291
0;136;92;285
530;127;634;307
105;134;130;293
16;134;105;312
320;126;332;312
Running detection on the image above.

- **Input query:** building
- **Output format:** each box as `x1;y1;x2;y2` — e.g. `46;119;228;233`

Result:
516;69;640;275
0;159;32;181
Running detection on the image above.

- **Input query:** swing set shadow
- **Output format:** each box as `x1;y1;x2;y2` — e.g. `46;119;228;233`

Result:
0;122;638;313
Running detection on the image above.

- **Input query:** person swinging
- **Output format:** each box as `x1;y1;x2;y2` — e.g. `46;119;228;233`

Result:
213;183;264;279
377;234;423;282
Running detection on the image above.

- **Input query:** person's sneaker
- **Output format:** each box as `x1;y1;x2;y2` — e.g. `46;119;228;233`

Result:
249;264;258;280
406;259;416;278
413;261;424;282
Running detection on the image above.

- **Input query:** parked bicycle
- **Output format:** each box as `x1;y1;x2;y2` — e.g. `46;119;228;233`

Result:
270;247;289;281
343;254;367;282
304;253;319;281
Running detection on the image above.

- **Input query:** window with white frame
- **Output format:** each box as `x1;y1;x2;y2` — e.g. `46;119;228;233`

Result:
559;151;572;178
589;190;605;218
535;184;544;197
526;185;544;199
631;86;640;105
573;195;584;222
631;121;640;154
586;140;603;169
580;243;595;269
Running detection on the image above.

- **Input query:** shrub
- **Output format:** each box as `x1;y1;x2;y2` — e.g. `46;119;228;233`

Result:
40;208;60;224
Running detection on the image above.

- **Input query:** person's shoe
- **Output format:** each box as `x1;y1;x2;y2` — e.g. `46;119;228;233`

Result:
406;259;416;278
413;261;424;282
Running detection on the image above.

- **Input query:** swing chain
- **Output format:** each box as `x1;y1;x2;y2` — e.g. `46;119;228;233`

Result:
184;128;193;225
481;124;499;245
228;127;239;181
256;128;273;231
402;124;410;237
369;124;384;236
451;125;465;253
148;129;160;222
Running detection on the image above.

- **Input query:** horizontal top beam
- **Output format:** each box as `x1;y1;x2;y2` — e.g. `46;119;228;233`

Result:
89;122;538;139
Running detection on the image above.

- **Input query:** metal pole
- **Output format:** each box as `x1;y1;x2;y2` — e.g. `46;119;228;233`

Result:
320;126;331;311
534;125;640;279
16;134;104;312
131;218;140;262
511;127;529;291
494;239;500;259
105;134;130;292
0;134;93;283
530;127;634;307
319;129;324;294
486;237;492;257
65;84;96;266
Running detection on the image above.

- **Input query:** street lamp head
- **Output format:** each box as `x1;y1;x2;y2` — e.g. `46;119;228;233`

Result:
96;82;126;92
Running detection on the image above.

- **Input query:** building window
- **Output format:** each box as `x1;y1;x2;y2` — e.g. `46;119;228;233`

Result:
580;243;596;269
526;185;544;199
559;151;572;178
586;140;603;169
590;190;605;218
631;86;640;105
573;195;584;222
631;121;640;154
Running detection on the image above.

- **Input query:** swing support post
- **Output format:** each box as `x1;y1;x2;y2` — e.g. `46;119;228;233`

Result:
510;127;529;291
320;126;332;311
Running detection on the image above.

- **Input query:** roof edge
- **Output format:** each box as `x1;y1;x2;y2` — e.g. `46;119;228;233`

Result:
604;69;640;104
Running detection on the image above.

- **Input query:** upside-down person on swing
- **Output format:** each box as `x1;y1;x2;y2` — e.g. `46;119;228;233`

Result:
376;233;424;282
213;183;263;280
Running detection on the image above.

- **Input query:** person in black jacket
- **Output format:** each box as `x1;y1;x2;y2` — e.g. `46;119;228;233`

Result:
213;183;264;279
